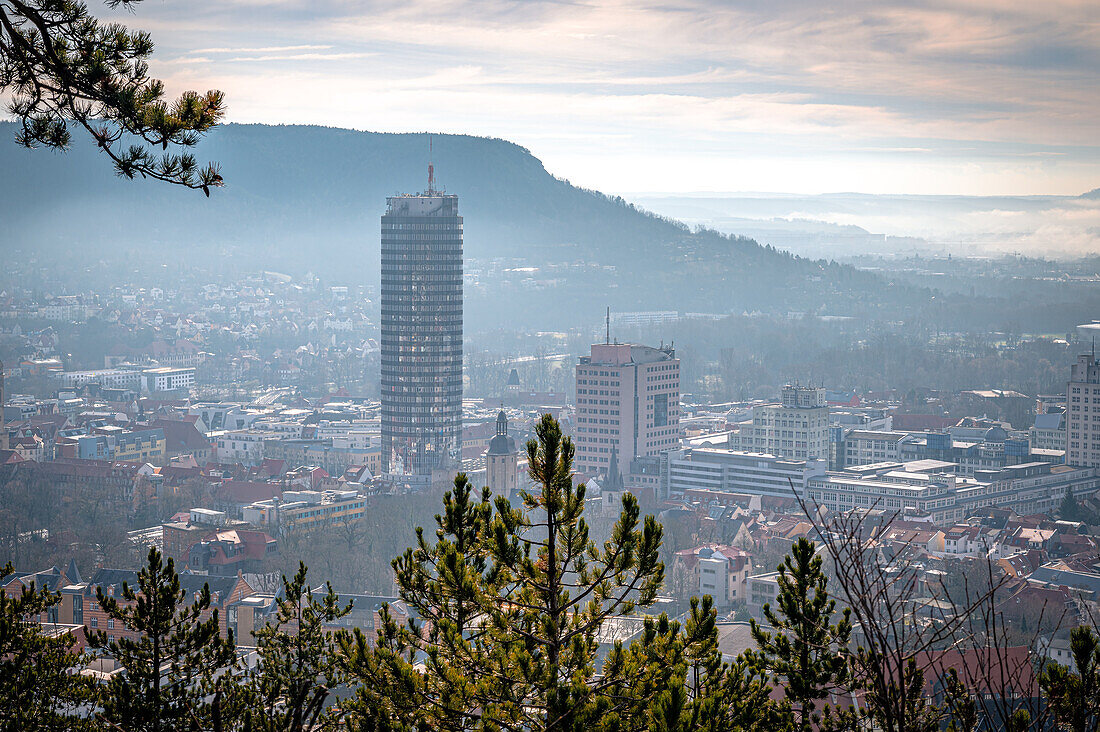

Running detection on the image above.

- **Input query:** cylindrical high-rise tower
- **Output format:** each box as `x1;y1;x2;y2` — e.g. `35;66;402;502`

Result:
380;185;463;476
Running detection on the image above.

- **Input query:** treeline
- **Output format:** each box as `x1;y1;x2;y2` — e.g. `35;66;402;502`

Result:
3;416;1100;730
613;314;1074;404
0;468;453;595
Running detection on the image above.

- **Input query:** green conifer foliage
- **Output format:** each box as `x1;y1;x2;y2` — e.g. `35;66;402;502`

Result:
233;562;352;732
341;415;772;732
1040;625;1100;731
749;538;852;731
89;547;237;732
0;0;224;191
0;562;94;730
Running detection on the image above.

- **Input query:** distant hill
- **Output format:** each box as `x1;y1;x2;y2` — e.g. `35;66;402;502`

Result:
0;122;914;326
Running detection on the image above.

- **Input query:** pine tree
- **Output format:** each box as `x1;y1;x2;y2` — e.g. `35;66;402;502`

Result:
749;538;852;731
233;562;352;732
477;413;669;730
1060;491;1082;522
89;547;237;732
943;668;978;732
1040;624;1100;732
342;414;730;732
340;472;493;729
651;596;788;732
0;0;225;191
0;562;94;730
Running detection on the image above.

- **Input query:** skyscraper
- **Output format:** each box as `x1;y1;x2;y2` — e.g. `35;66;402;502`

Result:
574;342;680;476
380;163;463;476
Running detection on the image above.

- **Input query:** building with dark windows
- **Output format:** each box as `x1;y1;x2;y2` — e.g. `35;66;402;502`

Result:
380;176;463;476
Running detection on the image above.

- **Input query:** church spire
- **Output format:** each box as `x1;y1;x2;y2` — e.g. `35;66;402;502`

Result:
605;445;624;492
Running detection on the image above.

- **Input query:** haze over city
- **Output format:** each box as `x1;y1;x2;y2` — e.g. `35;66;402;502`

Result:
3;0;1100;729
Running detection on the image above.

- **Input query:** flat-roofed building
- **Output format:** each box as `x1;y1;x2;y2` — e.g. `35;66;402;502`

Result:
735;385;829;461
574;342;679;475
1068;352;1100;467
214;430;267;466
808;460;1100;523
808;463;966;524
1030;412;1066;452
667;447;826;500
747;571;782;620
837;429;909;468
141;367;195;394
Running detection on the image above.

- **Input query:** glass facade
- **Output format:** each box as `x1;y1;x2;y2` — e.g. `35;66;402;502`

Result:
380;194;463;475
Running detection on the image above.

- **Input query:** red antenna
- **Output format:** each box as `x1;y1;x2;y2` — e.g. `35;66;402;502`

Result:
427;134;435;194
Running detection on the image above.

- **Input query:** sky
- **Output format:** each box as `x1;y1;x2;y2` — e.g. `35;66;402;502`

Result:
105;0;1100;196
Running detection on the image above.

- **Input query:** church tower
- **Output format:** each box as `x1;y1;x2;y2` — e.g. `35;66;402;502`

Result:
486;410;519;497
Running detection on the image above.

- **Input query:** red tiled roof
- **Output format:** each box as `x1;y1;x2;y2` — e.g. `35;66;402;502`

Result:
256;459;286;477
200;529;275;563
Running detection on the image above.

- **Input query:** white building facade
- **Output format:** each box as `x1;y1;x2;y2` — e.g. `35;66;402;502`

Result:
667;447;826;499
737;385;830;460
1068;353;1100;467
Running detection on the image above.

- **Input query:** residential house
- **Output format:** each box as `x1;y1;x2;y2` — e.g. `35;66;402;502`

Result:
672;544;753;607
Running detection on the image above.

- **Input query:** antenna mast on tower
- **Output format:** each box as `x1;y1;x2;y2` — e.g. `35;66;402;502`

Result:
606;307;610;344
427;134;436;194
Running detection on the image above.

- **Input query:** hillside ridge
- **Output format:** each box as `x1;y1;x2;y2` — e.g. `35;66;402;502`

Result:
1;122;909;325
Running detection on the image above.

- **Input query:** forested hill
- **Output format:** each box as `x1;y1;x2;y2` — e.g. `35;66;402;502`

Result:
1;122;917;325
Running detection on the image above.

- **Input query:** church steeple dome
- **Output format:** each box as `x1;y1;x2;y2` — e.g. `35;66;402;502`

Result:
488;410;517;456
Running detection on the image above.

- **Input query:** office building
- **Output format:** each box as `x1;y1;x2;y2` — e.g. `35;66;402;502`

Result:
142;367;195;394
667;447;826;499
831;425;1051;475
806;459;1100;524
834;429;908;469
807;462;966;524
1067;353;1100;467
1030;412;1066;452
574;342;679;475
737;385;829;460
380;169;463;475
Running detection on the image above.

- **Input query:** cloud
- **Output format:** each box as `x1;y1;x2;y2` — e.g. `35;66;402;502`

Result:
173;51;375;63
190;44;333;53
104;0;1100;195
